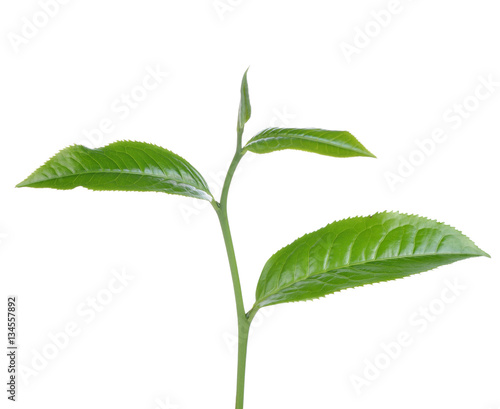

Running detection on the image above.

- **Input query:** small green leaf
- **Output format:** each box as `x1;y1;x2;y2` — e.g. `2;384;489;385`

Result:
244;128;376;158
17;141;213;201
237;68;251;138
252;212;489;311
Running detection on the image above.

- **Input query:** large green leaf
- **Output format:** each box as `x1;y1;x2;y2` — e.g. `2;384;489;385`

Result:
244;128;376;158
16;141;213;201
252;212;489;311
237;68;251;137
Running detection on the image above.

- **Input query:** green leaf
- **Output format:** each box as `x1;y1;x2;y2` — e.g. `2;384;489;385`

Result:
16;141;213;201
252;212;489;311
237;68;251;138
244;128;376;158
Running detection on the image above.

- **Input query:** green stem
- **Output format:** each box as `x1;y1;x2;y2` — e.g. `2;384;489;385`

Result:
213;149;250;409
235;318;250;408
215;204;246;324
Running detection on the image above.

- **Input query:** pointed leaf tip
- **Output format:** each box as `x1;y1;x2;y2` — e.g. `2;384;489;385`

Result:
237;68;252;138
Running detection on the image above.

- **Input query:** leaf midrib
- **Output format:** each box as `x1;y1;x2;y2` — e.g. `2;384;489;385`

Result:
22;169;210;196
256;251;480;305
246;131;368;155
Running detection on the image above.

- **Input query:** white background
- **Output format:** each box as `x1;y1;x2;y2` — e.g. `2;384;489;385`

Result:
1;1;499;408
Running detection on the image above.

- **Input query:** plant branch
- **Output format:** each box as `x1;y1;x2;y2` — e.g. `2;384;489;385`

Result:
214;201;246;323
212;149;249;409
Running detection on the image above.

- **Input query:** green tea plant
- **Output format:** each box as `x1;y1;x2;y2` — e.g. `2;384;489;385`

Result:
17;70;489;408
